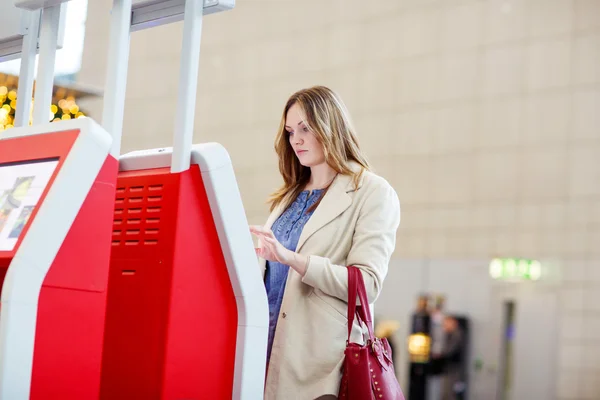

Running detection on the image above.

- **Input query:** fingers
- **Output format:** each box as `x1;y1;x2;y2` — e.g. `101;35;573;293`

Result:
249;225;275;238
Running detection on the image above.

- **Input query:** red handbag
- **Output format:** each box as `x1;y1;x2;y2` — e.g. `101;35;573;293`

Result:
339;266;405;400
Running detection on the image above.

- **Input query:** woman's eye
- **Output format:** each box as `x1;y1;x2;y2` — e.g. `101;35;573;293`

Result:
303;127;309;132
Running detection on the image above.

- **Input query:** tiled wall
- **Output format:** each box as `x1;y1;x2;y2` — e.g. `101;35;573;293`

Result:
77;0;600;398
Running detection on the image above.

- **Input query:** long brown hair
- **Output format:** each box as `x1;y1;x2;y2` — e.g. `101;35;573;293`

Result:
268;86;370;212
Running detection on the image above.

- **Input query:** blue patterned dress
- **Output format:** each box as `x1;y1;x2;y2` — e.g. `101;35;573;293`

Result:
264;189;323;364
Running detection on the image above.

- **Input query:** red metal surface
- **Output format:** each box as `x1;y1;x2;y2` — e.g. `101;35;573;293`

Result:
29;155;118;400
100;165;237;399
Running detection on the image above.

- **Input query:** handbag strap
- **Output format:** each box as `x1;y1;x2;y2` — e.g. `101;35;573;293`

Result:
346;266;358;341
355;268;376;343
346;266;376;344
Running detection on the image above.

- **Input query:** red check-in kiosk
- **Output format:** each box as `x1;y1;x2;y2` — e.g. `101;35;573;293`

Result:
97;0;268;398
1;0;268;399
101;144;268;399
0;119;116;399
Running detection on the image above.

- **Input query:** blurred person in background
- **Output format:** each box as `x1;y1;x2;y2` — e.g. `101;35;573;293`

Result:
250;86;401;400
441;316;465;400
428;296;447;400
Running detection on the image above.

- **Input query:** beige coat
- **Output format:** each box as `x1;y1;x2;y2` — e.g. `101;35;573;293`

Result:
259;165;401;400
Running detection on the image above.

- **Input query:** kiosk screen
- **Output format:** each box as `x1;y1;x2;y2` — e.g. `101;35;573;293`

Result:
0;158;59;251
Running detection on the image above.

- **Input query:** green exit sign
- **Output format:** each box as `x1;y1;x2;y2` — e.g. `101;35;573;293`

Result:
489;258;542;281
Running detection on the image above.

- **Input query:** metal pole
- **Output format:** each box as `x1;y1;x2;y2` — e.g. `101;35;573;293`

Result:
32;4;61;126
14;10;41;127
171;0;204;173
102;0;133;158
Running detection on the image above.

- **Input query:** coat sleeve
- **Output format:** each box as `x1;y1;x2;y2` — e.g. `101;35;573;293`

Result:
300;180;401;304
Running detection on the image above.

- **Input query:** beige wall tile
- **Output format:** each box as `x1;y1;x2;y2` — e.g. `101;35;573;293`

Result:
559;342;584;369
427;233;448;257
483;0;528;45
560;314;584;340
470;230;493;256
527;39;572;91
594;202;600;226
322;67;364;113
521;92;571;145
528;0;574;38
353;114;395;158
430;154;473;204
583;286;600;311
515;230;541;256
557;370;581;398
437;53;479;101
569;144;600;198
394;109;436;156
364;16;402;63
470;205;497;229
540;230;565;256
588;229;600;257
564;229;591;256
517;204;542;228
574;0;600;32
358;62;399;113
482;45;525;96
494;230;516;255
447;206;470;230
325;23;367;69
388;156;432;205
561;286;585;312
520;146;568;200
565;200;593;228
573;33;600;85
581;344;600;370
477;98;522;149
440;2;483;51
397;233;428;257
581;371;600;399
398;8;441;58
433;103;477;153
573;89;600;141
446;233;470;257
398;56;439;105
560;259;588;283
582;316;600;341
540;202;567;227
399;205;431;231
473;151;519;201
494;205;518;228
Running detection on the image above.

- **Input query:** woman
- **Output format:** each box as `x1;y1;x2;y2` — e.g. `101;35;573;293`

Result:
250;86;401;400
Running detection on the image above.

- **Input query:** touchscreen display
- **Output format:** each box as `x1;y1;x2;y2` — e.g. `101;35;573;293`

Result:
0;159;59;251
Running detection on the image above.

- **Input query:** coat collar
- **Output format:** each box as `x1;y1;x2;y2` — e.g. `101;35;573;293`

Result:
266;162;366;251
259;162;366;276
264;162;366;228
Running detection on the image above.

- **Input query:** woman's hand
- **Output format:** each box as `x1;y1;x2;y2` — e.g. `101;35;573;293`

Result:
250;225;290;264
250;225;308;276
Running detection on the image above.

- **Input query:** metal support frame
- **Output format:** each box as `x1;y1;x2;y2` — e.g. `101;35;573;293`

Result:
102;0;133;158
130;0;232;32
14;10;41;127
31;4;61;125
102;0;233;170
170;0;204;173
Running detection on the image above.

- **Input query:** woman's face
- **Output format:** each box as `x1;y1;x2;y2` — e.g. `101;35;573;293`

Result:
285;103;326;168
